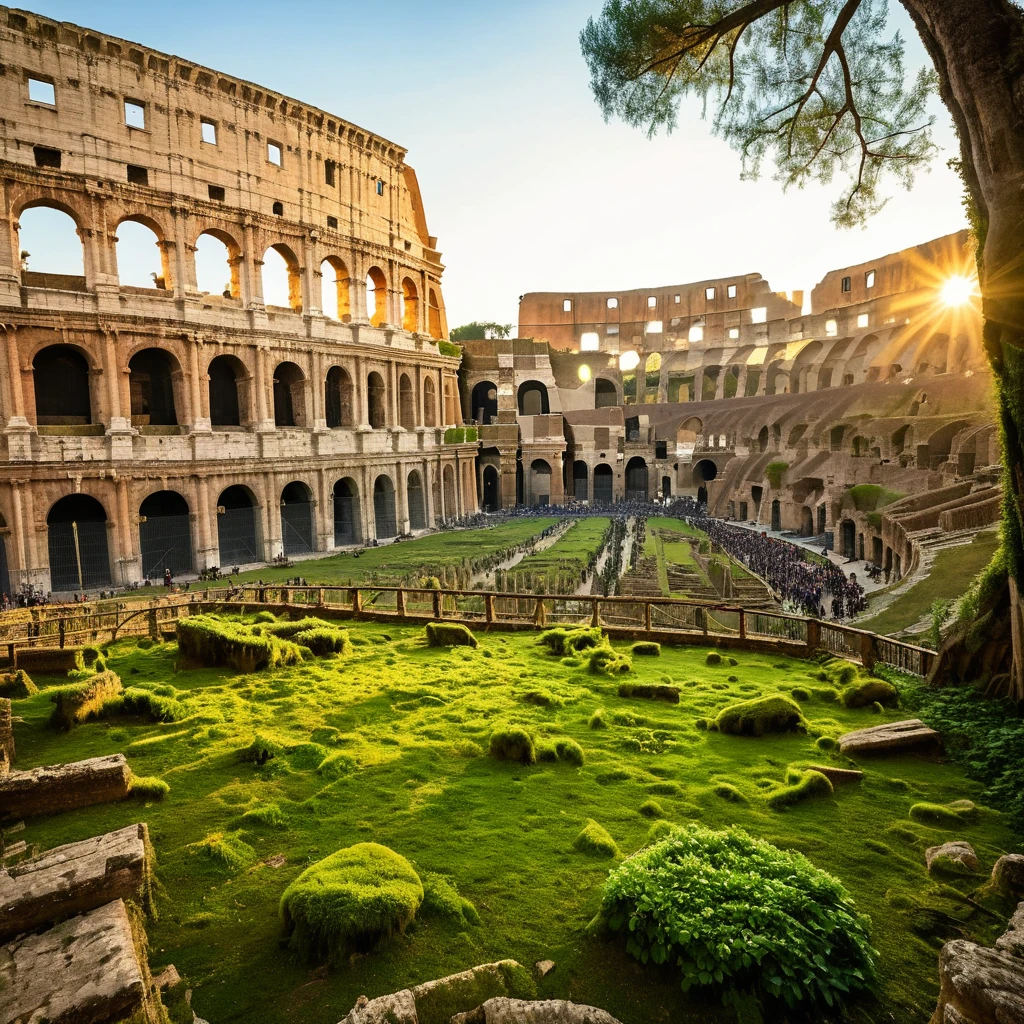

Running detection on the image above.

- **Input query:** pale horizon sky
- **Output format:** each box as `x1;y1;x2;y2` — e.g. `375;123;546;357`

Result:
23;0;967;329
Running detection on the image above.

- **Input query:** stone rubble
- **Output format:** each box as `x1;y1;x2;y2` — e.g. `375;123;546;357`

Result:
838;718;942;757
926;841;980;875
0;753;132;819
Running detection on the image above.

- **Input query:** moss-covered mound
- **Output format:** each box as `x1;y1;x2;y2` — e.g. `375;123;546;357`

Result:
49;670;123;730
573;819;619;858
292;627;351;656
0;669;36;698
425;622;478;648
538;627;604;656
631;642;661;657
618;682;679;703
765;769;834;810
489;726;536;765
588;644;632;676
841;678;899;709
177;616;302;672
280;842;423;960
714;694;806;737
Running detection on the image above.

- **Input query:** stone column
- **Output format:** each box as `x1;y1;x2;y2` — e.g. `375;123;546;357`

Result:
349;257;369;323
242;222;263;310
301;233;319;316
396;462;409;534
0;182;22;306
190;336;210;431
116;477;139;586
422;457;434;526
171;208;200;297
194;475;215;569
103;330;131;435
354;355;369;429
310;350;325;430
10;480;27;588
317;468;333;551
1;326;28;432
389;360;399;429
254;347;273;431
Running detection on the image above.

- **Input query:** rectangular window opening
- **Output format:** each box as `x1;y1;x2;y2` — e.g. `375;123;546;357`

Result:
841;276;852;292
647;296;657;308
324;159;336;186
33;146;61;169
208;184;225;201
865;269;876;288
267;141;283;166
563;298;572;312
688;325;704;342
606;297;618;309
646;320;663;334
28;77;55;104
201;119;217;145
674;294;681;303
705;287;715;300
124;99;146;129
728;327;740;340
825;319;838;337
580;332;600;351
272;201;284;216
127;164;149;185
751;306;767;324
326;215;338;229
606;325;619;335
857;312;869;328
727;284;737;299
375;179;384;196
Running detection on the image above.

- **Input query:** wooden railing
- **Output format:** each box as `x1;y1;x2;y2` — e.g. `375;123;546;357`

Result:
0;585;935;677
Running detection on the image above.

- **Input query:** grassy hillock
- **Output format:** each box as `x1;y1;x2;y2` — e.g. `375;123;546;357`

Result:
7;622;1020;1024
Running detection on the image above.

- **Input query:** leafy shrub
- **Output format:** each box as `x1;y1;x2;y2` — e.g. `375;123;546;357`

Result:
280;843;423;960
573;819;619;858
50;671;124;729
129;775;170;800
764;769;833;810
705;652;722;666
631;642;661;656
555;738;585;766
588;644;632;676
646;819;678;845
618;683;679;704
177;616;302;672
589;708;608;729
0;669;37;697
764;461;789;489
425;622;478;648
189;831;257;873
714;695;806;737
421;872;479;924
293;627;351;657
253;610;277;624
488;726;536;765
240;733;282;765
594;824;876;1007
538;627;603;656
841;679;898;709
640;799;666;819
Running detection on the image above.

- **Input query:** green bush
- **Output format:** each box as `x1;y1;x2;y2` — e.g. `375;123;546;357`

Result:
764;769;834;810
538;627;603;656
594;824;876;1007
573;819;619;858
714;695;806;737
764;461;789;489
488;726;536;765
421;872;479;924
425;622;478;648
705;652;722;666
280;843;423;960
640;798;666;819
555;738;585;766
588;644;632;676
293;627;351;657
618;682;679;704
129;775;170;800
253;610;277;624
841;679;898;709
631;642;661;656
177;616;303;672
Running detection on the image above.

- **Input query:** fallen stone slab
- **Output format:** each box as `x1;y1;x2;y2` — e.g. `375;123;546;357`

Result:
0;899;149;1024
926;841;979;876
0;754;132;820
993;855;1024;897
930;938;1024;1024
339;990;417;1024
838;719;942;757
13;646;85;675
452;999;624;1024
0;823;151;942
806;764;863;784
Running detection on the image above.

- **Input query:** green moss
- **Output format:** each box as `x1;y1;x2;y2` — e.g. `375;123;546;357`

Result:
639;799;666;819
240;802;286;827
555;738;585;766
714;695;806;737
617;682;679;703
909;801;976;827
129;775;170;800
712;782;747;803
841;679;899;709
538;627;603;656
573;819;619;858
415;960;535;1024
177;616;303;672
765;460;789;489
815;736;838;752
631;642;661;656
589;708;608;729
425;622;478;648
280;843;423;960
791;687;810;701
421;873;478;924
588;645;632;676
765;769;834;810
0;669;37;698
488;726;536;765
189;831;257;873
292;627;351;657
240;733;282;765
705;652;722;666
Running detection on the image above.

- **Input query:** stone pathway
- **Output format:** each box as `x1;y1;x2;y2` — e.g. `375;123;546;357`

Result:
471;520;574;588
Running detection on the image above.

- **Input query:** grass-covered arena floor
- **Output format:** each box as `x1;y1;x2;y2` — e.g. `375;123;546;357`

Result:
10;621;1021;1024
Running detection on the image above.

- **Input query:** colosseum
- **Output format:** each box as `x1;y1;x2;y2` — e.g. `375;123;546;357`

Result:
460;229;998;584
0;6;477;596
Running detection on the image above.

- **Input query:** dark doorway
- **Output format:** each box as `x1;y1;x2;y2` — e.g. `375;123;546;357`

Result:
482;465;499;512
594;378;617;408
661;475;671;499
274;362;305;427
217;486;260;565
625;457;648;501
325;366;353;428
573;460;588;500
139;490;192;578
517;381;549;416
368;372;387;428
209;356;243;427
129;349;178;426
817;504;827;534
333;479;360;546
281;482;314;555
593;464;614;503
771;500;782;532
408;471;426;530
47;494;110;591
374;476;397;538
841;519;857;559
471;381;498;425
800;507;813;536
34;345;91;425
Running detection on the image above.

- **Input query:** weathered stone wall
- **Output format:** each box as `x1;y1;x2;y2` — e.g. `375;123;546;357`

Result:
0;752;132;819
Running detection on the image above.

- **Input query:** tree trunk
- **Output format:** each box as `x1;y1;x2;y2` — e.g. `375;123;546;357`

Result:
902;0;1024;698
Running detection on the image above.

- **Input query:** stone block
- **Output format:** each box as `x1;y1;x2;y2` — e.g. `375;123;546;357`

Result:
838;718;942;757
13;647;84;675
926;841;979;875
0;822;150;941
50;671;123;729
992;855;1024;897
451;999;624;1024
930;938;1024;1024
338;990;417;1024
0;899;147;1024
0;754;132;820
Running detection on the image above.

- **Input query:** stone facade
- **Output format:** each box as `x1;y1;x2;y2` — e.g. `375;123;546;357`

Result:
0;7;476;594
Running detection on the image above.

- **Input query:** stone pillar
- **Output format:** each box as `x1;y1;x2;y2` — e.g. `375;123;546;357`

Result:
243;222;263;309
422;457;434;526
190;336;210;432
254;347;273;431
171;208;200;297
354;355;369;429
195;475;215;570
103;330;131;435
389;360;399;429
317;468;332;551
360;463;374;541
116;477;138;586
1;326;28;433
349;258;369;323
310;350;325;431
0;182;22;306
301;234;319;316
396;462;409;534
10;480;28;588
262;475;282;560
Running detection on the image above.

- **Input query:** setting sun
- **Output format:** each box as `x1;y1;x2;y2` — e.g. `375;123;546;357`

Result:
941;274;976;307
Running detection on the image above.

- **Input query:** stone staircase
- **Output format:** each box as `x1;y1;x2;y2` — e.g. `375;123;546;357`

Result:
618;558;663;597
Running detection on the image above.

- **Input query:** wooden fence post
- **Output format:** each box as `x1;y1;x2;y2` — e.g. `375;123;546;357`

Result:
397;589;407;616
352;589;363;617
432;590;442;620
533;598;547;627
644;602;652;633
859;632;878;672
738;608;746;640
485;594;495;624
281;588;290;605
591;600;600;628
806;618;821;657
58;619;65;649
317;587;325;608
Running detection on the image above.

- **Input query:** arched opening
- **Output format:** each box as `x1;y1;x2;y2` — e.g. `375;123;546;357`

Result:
423;377;437;427
208;355;247;428
892;424;911;457
764;361;788;396
830;425;847;451
841;519;857;559
756;425;769;453
217;485;261;566
399;373;415;430
408;470;426;530
643;352;662;403
401;277;419;333
33;345;91;425
367;371;387;429
128;348;179;426
800;506;813;537
194;230;239;298
428;288;442;339
787;423;808;447
116;218;170;290
320;257;350;321
482;465;500;512
884;546;893;577
374;476;397;538
771;500;782;531
692;459;718;486
262;244;301;311
625;456;648;501
842;334;881;384
366;267;388;327
926;420;972;469
18;204;85;286
47;494;110;591
661;475;672;499
593;463;614;503
568;460;586;500
594;378;618;408
273;362;306;428
518;380;550;416
281;481;314;555
817;504;827;534
139;490;192;578
530;459;552;506
439;465;457;517
325;366;354;429
333;478;361;546
471;380;498;425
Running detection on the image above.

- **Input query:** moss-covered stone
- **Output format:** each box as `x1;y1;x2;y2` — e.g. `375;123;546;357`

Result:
573;819;619;857
425;622;478;648
714;694;806;737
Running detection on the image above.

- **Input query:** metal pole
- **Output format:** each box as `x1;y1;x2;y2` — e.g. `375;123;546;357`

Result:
72;521;84;592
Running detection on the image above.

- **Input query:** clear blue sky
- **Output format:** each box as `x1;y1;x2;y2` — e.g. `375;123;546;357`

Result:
25;0;967;328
